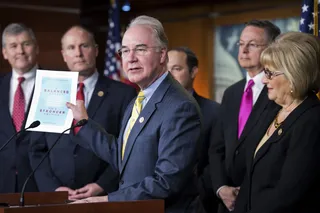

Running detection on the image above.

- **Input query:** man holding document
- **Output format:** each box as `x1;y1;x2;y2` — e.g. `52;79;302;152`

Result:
29;25;136;200
0;23;39;193
67;16;202;212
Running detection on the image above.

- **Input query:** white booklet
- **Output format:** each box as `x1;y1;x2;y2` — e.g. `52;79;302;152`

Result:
25;69;78;133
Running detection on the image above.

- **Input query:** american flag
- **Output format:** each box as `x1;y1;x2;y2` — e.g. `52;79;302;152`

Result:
299;0;319;36
104;0;135;86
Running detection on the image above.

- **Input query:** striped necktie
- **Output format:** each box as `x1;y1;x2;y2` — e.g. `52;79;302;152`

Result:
122;91;145;159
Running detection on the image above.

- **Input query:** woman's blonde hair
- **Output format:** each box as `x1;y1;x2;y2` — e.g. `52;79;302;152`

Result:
260;32;320;99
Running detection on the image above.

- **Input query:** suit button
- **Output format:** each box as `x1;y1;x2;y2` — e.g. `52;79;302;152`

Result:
120;180;124;185
235;150;239;155
73;154;77;157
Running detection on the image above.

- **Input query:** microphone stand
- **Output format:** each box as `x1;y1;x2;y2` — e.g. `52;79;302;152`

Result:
19;119;87;207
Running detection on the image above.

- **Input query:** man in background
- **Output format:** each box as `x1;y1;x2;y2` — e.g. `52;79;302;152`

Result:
0;23;39;193
167;47;220;213
209;20;280;212
29;25;136;200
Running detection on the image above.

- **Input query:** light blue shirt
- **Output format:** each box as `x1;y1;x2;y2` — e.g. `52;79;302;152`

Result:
140;71;168;109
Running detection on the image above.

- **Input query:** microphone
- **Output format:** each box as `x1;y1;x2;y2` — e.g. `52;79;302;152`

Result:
0;120;41;152
19;119;88;207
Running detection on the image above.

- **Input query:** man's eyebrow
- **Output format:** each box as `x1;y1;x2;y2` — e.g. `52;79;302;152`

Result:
135;44;147;47
120;44;147;48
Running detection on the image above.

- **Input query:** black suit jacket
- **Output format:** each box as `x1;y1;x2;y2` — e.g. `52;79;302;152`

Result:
209;78;274;212
234;93;320;213
193;91;220;213
29;75;136;193
0;72;38;193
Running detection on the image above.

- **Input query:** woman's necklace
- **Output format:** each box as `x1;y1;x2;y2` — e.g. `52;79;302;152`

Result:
273;113;283;129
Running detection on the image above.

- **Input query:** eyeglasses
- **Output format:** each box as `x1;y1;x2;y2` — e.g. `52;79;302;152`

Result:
236;42;267;50
117;45;160;58
263;68;284;79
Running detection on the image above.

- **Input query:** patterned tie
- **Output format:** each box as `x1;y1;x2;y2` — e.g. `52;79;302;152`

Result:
73;83;85;134
122;91;145;159
238;79;254;138
12;77;25;132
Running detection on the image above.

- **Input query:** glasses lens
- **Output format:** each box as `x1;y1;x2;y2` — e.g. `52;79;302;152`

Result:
264;69;272;79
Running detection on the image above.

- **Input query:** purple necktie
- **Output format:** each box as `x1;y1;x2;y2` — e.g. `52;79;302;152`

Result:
238;79;254;138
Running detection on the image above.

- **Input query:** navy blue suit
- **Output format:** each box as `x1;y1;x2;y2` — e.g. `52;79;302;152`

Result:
75;73;202;213
193;92;220;213
0;73;38;193
29;75;136;193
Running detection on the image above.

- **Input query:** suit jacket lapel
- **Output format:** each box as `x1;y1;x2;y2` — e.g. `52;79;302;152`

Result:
118;99;134;170
119;74;172;175
239;86;269;143
0;73;16;137
86;76;109;118
246;105;279;174
227;80;245;160
252;94;319;168
22;85;35;130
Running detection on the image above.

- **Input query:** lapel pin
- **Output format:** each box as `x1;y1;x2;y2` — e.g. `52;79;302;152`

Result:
139;117;144;123
97;91;104;97
278;128;283;136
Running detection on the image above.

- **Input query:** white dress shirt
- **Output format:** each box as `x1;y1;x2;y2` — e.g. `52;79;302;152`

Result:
9;65;38;115
80;71;99;108
244;71;265;105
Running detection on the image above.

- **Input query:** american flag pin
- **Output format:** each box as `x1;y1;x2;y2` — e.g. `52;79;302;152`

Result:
98;91;104;97
139;117;144;123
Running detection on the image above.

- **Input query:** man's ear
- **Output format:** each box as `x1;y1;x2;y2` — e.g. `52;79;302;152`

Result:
160;48;167;64
2;48;8;60
61;49;67;63
191;67;198;79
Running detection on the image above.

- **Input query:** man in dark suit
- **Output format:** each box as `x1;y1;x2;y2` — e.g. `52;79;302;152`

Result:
0;23;39;193
29;25;136;200
167;47;220;213
67;16;202;212
208;20;280;212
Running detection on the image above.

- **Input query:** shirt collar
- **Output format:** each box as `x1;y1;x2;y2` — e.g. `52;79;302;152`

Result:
12;64;38;81
81;70;99;90
246;71;264;90
142;71;168;101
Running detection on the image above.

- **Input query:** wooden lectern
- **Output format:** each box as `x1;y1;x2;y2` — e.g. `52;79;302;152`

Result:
0;192;164;213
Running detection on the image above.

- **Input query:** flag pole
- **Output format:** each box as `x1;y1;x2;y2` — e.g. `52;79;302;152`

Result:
314;0;318;36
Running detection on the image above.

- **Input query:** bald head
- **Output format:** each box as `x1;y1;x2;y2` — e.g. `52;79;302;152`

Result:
61;25;96;48
61;25;98;80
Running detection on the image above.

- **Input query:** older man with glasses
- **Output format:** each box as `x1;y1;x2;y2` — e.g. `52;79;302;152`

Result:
67;15;202;213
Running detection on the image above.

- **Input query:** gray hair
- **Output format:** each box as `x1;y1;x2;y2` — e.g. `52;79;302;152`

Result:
128;15;168;48
2;23;36;47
